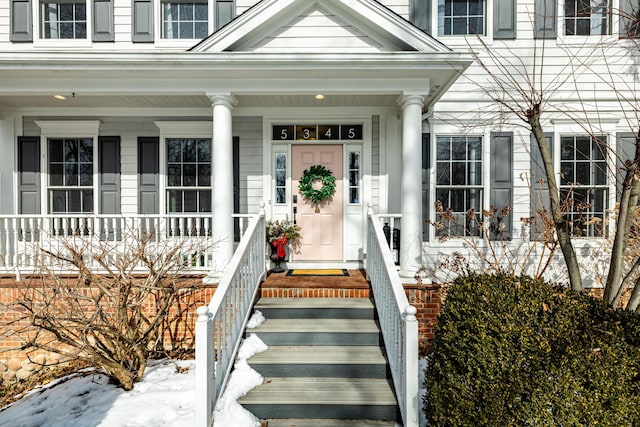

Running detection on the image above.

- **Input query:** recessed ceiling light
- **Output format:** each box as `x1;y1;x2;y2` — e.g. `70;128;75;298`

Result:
54;95;66;100
315;94;325;100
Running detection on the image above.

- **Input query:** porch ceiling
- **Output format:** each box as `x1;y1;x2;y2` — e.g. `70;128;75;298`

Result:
0;94;400;110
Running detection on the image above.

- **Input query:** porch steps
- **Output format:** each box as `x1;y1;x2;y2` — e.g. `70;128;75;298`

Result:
239;297;399;423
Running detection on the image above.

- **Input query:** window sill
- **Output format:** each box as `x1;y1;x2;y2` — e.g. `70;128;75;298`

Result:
33;39;93;49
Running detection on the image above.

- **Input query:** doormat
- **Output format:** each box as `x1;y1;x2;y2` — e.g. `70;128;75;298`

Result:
286;269;349;277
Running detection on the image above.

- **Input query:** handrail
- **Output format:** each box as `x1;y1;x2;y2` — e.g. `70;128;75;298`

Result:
195;207;266;427
367;207;419;427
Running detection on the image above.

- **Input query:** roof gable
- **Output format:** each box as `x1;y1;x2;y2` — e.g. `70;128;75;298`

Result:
191;0;450;53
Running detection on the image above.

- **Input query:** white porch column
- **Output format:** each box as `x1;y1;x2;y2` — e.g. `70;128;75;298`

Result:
399;94;425;277
209;94;236;268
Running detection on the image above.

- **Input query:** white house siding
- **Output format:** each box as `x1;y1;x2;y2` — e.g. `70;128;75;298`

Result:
233;116;263;215
420;0;638;285
377;1;410;18
249;7;383;52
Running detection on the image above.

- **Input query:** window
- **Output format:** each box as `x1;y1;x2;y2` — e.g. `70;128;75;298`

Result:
348;151;360;204
565;0;610;35
166;138;211;213
48;138;93;213
162;1;208;39
274;152;287;204
438;0;485;35
435;136;483;236
560;135;608;236
41;1;87;39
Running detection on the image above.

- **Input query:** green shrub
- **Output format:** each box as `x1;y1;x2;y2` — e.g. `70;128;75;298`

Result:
424;273;640;426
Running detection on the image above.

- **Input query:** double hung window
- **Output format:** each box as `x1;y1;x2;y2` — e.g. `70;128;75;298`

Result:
559;135;608;236
438;0;485;35
161;1;208;39
48;138;93;213
435;136;483;236
166;138;212;213
564;0;610;35
41;0;87;39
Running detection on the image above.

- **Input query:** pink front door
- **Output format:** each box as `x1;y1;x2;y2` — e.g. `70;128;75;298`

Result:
291;144;343;261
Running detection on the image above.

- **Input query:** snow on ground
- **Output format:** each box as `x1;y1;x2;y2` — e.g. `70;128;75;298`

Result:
0;307;429;427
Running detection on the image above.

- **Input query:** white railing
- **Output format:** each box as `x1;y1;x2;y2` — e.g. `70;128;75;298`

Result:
0;214;216;274
195;207;266;427
367;207;419;427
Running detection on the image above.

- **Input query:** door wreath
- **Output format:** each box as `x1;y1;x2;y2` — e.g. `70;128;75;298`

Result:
298;164;336;204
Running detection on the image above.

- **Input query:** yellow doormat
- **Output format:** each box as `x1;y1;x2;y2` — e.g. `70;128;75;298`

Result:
285;269;349;277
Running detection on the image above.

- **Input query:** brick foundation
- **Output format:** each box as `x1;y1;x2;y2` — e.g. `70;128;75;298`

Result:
0;276;216;382
0;271;448;380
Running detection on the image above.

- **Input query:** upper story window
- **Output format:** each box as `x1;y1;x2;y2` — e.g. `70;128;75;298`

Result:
564;0;610;35
435;136;483;237
161;1;208;39
41;0;87;39
438;0;486;35
559;135;608;236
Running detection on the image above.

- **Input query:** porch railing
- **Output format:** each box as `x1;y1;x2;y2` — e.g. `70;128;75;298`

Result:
195;207;266;427
367;207;419;427
0;214;217;274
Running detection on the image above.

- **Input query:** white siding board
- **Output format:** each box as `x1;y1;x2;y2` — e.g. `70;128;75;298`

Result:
376;1;409;18
250;7;384;52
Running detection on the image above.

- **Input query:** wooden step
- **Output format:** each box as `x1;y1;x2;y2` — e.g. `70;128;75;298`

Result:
248;345;390;378
249;318;383;346
238;377;399;421
254;298;376;320
262;420;397;427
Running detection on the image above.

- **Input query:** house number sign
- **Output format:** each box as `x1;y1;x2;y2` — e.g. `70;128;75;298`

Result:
272;124;363;141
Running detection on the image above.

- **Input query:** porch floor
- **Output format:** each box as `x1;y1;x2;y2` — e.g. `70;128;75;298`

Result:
259;269;371;298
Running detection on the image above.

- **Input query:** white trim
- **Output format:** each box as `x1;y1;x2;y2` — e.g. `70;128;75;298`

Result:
262;113;373;262
192;0;452;53
34;120;101;215
32;0;93;49
154;120;213;215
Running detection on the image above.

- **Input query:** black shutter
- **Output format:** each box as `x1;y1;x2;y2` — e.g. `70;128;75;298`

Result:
132;0;154;42
534;0;557;39
93;0;115;42
10;0;32;42
422;133;431;241
99;136;121;214
617;132;637;202
215;0;235;30
490;132;514;239
410;0;431;34
494;0;517;39
619;0;640;37
138;137;159;214
18;136;40;214
530;133;554;240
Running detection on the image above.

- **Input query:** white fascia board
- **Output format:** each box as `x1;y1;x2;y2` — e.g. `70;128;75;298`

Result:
191;0;451;53
0;51;472;72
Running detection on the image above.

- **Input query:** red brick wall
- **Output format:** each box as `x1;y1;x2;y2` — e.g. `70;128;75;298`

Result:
0;276;216;381
0;273;448;380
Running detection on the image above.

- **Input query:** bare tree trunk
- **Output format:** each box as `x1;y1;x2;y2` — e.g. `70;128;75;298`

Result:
529;109;583;291
606;130;640;307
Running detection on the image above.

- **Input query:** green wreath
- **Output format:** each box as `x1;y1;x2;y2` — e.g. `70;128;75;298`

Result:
299;164;336;204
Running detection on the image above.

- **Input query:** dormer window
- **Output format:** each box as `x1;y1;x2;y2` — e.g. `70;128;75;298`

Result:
41;0;87;39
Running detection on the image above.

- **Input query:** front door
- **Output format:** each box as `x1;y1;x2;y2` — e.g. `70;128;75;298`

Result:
291;144;343;261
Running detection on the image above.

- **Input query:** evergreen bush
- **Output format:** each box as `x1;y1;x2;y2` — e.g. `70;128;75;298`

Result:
424;273;640;426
